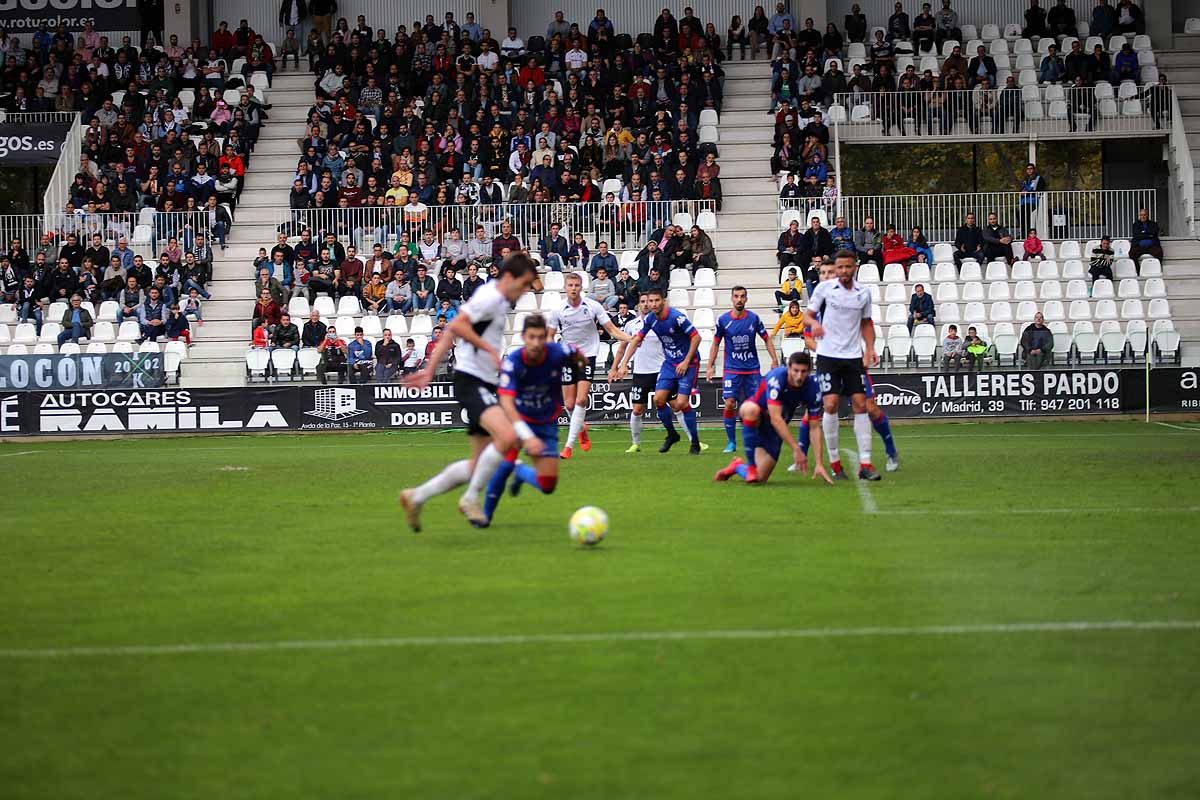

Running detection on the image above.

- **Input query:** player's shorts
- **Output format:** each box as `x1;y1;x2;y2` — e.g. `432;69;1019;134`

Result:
755;423;784;462
722;372;762;402
526;420;559;455
815;355;867;397
561;355;596;384
630;372;657;405
453;371;499;436
655;360;699;397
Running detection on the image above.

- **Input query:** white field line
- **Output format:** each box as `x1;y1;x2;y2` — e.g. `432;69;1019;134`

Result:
1154;422;1200;432
0;450;37;457
874;506;1200;516
841;448;879;515
1;620;1197;659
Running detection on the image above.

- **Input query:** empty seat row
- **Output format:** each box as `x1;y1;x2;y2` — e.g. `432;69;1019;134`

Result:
923;298;1171;325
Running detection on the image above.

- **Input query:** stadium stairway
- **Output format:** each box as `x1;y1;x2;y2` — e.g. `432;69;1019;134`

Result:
182;70;316;386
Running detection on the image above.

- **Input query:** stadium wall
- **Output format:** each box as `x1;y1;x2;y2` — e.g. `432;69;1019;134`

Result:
1;368;1197;436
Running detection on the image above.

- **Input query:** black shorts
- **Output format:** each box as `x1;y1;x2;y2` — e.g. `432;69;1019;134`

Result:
561;355;596;385
816;355;867;398
453;371;499;436
630;372;657;405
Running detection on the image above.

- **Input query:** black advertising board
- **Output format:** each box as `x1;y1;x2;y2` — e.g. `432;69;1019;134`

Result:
0;353;164;390
3;369;1194;437
0;0;140;32
0;122;71;165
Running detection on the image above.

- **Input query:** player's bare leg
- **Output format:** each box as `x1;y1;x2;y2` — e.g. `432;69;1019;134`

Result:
459;406;519;525
560;382;578;459
654;389;682;452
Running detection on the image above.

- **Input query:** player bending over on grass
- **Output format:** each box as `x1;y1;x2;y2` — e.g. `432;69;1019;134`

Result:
610;287;704;455
803;249;882;481
715;352;832;484
480;314;587;525
547;272;630;459
398;253;538;529
614;294;706;453
802;260;899;471
706;285;778;454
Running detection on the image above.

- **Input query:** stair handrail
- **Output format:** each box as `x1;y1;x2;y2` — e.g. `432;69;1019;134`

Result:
1167;89;1194;238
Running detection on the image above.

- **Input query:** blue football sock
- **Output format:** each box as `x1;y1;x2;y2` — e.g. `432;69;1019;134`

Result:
742;422;759;466
723;414;737;446
483;460;515;520
798;422;811;456
873;413;897;458
513;462;547;493
734;463;750;481
657;405;676;432
682;409;699;441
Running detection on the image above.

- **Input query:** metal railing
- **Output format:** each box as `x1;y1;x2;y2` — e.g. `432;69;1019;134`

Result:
808;189;1158;242
275;200;718;252
829;86;1171;141
0;211;213;264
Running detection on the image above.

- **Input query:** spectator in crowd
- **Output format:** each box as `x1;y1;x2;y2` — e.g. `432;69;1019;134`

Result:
1143;73;1172;130
953;213;985;265
830;216;855;251
1024;0;1048;38
1020;312;1054;369
436;266;463;311
882;224;917;268
967;45;997;89
385;272;411;312
272;312;300;351
777;219;805;270
539;223;570;272
912;4;937;53
963;325;987;369
589;266;618;310
301;309;326;348
1018;164;1048;234
854;217;883;267
375;328;403;383
1091;0;1117;37
1114;42;1140;83
776;267;803;310
614;267;639;308
251;316;271;350
362;273;388;315
1115;0;1142;33
347;326;374;383
1089;235;1115;283
845;3;867;43
637;263;668;299
255;267;285;307
1023;228;1045;262
166;303;191;344
410;264;436;313
1048;0;1077;38
317;324;348;383
401;337;421;375
56;294;94;345
183;288;204;325
681;226;717;273
1040;43;1066;84
908;284;936;332
982;213;1016;264
462;264;486;301
252;288;282;333
119;277;143;323
907;227;933;264
941;324;966;370
138;285;168;341
1130;207;1162;263
771;299;806;338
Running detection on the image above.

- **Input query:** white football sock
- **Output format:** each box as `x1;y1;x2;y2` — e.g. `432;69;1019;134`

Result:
630;411;642;444
675;410;695;441
462;444;504;502
854;412;872;466
564;404;586;448
410;459;472;505
822;412;840;464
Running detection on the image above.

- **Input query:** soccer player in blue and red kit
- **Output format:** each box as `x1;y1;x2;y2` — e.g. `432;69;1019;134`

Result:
714;351;833;484
480;314;588;525
611;287;704;454
706;285;779;453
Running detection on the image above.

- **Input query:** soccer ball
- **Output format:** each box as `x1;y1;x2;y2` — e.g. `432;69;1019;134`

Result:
568;506;608;546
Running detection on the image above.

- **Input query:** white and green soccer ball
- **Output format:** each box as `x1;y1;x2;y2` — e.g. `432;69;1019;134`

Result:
569;506;608;546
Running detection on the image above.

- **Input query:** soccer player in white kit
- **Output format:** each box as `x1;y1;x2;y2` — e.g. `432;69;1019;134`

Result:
546;272;629;459
803;249;883;481
398;254;539;528
610;294;706;453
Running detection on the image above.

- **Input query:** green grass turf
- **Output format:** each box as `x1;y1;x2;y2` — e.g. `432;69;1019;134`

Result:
2;419;1199;798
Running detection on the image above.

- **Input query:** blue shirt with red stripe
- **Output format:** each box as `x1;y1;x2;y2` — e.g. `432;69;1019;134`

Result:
751;365;823;423
637;306;699;366
498;342;578;423
715;309;770;374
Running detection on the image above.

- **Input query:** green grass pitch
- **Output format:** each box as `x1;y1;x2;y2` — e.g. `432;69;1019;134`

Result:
2;419;1199;798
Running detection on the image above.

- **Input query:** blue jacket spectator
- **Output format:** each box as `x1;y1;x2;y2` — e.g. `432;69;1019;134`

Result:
768;4;795;35
908;285;936;332
539;228;570;272
1039;49;1066;83
589;246;618;277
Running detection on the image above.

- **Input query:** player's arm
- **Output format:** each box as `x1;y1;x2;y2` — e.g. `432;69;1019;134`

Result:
611;334;641;380
497;391;544;456
601;318;631;341
704;332;722;381
802;306;824;339
860;316;878;367
762;332;779;369
805;410;833;484
677;330;701;376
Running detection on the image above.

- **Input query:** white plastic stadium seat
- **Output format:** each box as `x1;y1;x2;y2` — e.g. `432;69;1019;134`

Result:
959;262;982;281
670;268;691;288
962;282;985;301
985;261;1008;281
1091;279;1114;299
409;314;433;335
692;308;715;330
1186;19;1200;35
883;283;907;304
245;348;270;380
908;264;931;283
1069;300;1092;320
987;282;1010;301
933;262;957;282
857;264;881;284
668;288;689;309
117;320;140;341
696;210;717;232
514;292;537;312
694;268;716;288
885;304;907;325
383;314;407;335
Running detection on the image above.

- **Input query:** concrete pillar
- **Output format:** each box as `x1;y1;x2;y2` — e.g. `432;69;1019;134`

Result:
164;0;202;47
475;0;510;42
791;0;826;30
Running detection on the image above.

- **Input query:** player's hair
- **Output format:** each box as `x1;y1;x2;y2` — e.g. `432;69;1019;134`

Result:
643;287;664;297
522;313;547;332
788;351;813;368
834;248;857;263
731;285;747;295
565;272;583;285
499;251;536;279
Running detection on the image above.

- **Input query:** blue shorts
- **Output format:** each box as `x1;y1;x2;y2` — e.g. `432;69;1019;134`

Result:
527;420;559;455
755;423;783;462
655;361;699;397
722;372;762;402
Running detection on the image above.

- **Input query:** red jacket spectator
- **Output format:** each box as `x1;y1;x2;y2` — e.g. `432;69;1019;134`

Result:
219;153;245;177
253;298;282;328
518;63;545;88
212;27;237;54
